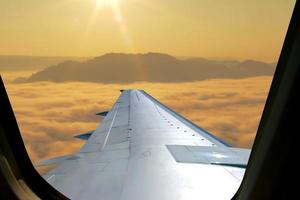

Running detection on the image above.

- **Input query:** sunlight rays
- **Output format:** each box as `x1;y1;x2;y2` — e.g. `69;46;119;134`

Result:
79;0;135;54
110;1;134;48
96;0;118;8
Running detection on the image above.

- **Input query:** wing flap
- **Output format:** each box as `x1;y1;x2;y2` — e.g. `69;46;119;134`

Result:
96;111;109;116
167;145;250;168
36;154;77;166
74;130;94;140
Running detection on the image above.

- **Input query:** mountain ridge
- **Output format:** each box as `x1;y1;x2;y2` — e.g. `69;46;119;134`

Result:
14;53;276;83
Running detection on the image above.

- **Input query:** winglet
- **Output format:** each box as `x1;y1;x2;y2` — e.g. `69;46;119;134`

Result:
74;130;94;140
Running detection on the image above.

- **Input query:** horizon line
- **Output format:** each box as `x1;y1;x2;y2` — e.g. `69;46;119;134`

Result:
0;53;277;63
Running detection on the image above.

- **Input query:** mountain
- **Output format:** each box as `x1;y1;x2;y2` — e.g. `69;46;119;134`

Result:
15;53;276;83
0;55;88;72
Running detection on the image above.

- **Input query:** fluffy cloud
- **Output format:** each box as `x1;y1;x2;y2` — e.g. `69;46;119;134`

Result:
2;73;273;174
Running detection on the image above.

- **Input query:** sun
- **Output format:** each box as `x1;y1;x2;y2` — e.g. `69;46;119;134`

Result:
88;0;134;49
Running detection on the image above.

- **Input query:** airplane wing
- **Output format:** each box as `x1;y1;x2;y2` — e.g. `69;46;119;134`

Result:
42;90;250;200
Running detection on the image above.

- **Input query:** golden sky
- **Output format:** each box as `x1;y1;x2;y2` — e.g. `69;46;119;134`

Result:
0;0;295;174
0;0;295;62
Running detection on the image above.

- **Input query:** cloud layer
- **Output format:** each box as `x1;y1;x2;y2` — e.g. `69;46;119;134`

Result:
3;75;272;173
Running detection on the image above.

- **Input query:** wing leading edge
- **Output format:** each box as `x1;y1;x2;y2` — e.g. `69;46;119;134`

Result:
42;90;250;200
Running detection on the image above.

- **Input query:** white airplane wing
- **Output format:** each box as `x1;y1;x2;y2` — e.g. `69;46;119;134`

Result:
42;90;250;200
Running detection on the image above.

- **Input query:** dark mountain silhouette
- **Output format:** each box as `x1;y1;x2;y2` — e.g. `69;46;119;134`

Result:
15;53;276;83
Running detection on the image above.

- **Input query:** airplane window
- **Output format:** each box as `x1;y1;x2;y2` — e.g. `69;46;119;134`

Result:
0;0;296;199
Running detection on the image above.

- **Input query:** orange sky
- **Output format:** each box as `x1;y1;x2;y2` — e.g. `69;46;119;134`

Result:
0;0;295;62
0;1;295;175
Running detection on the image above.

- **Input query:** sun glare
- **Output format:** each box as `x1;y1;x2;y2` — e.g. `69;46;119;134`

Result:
96;0;118;7
86;0;134;50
